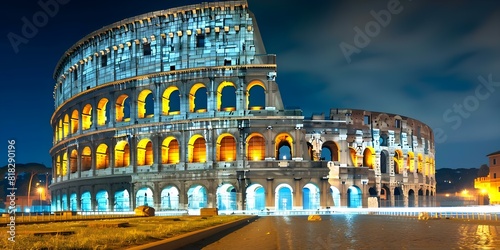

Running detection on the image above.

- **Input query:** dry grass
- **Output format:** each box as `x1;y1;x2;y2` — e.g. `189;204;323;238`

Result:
2;215;248;250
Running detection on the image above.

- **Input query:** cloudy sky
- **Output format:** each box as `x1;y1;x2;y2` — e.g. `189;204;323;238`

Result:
1;0;499;169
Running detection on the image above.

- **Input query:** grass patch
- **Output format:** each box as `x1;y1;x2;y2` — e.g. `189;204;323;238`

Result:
2;215;249;250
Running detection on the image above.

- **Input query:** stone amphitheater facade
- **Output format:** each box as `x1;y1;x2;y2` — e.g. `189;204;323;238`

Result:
49;0;436;212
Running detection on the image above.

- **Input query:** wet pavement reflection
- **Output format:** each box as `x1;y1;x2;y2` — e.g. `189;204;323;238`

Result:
182;214;500;250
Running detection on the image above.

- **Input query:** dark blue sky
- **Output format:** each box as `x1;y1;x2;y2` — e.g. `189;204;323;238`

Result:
1;0;499;169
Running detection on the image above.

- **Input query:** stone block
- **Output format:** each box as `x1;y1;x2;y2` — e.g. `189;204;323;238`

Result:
134;206;155;217
200;208;218;216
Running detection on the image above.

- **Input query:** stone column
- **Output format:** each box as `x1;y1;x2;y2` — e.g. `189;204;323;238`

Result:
91;144;96;177
207;77;216;112
130;184;136;210
294;179;301;210
236;76;245;111
320;179;329;209
108;187;115;212
152;135;160;168
208;180;215;208
179;181;187;210
154;182;161;210
91;98;98;130
180;80;188;115
266;179;274;210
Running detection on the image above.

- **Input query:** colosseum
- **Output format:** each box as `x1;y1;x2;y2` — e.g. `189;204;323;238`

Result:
49;0;436;213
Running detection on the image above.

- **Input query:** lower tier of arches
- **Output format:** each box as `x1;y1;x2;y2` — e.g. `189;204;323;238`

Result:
49;169;436;212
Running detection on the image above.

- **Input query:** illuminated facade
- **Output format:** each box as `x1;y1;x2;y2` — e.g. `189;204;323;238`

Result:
49;0;436;212
474;151;500;205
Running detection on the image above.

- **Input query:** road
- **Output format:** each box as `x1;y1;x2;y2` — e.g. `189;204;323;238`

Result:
180;214;500;250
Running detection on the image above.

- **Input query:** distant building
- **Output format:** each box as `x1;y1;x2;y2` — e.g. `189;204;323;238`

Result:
474;151;500;205
49;0;436;212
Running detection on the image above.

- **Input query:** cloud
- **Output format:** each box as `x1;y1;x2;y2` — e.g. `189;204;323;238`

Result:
270;0;500;146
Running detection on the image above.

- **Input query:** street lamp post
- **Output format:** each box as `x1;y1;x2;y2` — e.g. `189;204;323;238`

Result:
27;171;39;213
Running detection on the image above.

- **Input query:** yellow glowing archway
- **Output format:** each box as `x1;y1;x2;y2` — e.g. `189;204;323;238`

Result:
97;98;109;126
188;134;206;163
363;147;375;169
247;133;265;161
82;104;93;130
137;139;153;166
58;119;63;141
96;144;109;169
81;146;92;171
216;133;236;161
349;147;358;167
162;136;180;164
217;81;236;111
246;80;266;110
275;133;293;160
138;90;154;119
63;114;69;138
424;156;431;176
56;154;61;177
71;109;79;134
115;140;130;167
62;152;68;176
394;149;403;174
115;94;129;122
407;151;415;173
162;86;180;115
70;149;78;173
189;83;207;113
417;154;423;173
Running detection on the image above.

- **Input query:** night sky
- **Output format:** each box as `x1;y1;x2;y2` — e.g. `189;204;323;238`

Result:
1;0;499;169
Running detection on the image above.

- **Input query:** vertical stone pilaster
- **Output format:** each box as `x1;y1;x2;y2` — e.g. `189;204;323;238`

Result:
294;179;301;209
207;77;216;112
236;76;245;111
266;179;274;210
339;129;349;166
130;183;136;210
179;181;187;210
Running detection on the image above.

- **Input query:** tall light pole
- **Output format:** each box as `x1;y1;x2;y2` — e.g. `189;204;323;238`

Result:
27;171;39;212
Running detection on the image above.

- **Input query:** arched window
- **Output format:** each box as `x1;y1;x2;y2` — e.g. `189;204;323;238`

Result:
97;98;109;126
189;83;207;113
116;94;130;122
217;81;236;111
96;144;109;169
162;86;180;115
63;114;69;138
247;133;265;161
138;90;154;119
162;137;180;164
115;141;130;167
188;135;206;163
70;149;78;173
363;147;375;169
71;109;79;134
81;146;92;171
217;134;236;161
62;152;68;176
82;104;93;130
275;133;293;160
246;80;266;110
137;139;153;166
